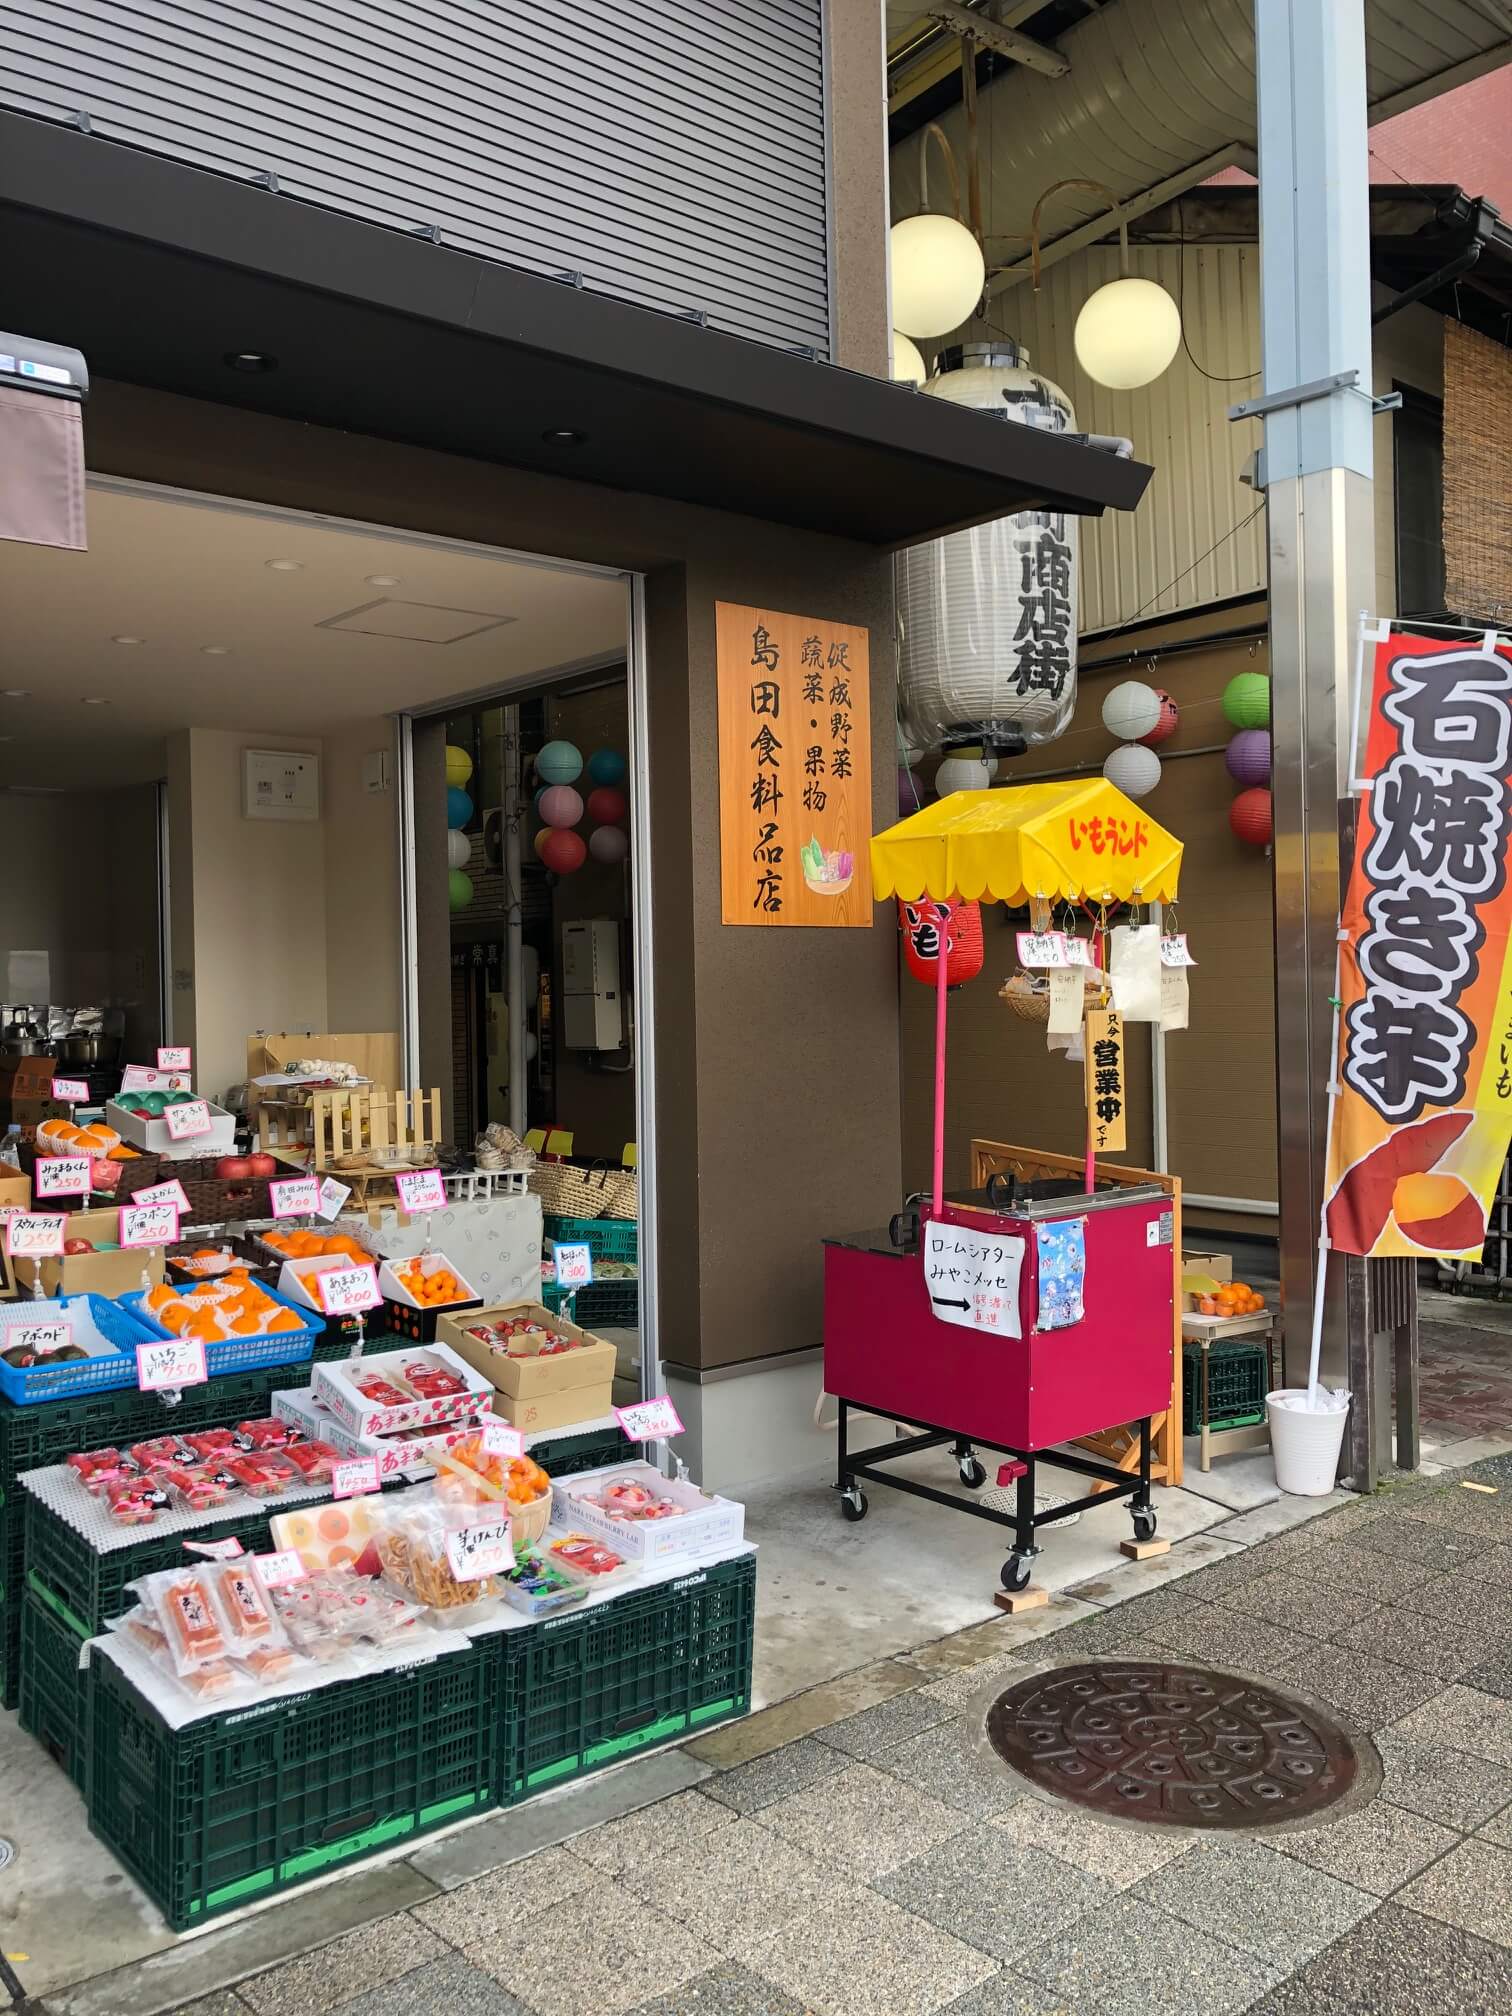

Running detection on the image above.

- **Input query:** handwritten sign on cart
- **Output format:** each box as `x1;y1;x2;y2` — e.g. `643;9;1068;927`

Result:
923;1223;1025;1338
714;601;872;927
1085;1007;1128;1153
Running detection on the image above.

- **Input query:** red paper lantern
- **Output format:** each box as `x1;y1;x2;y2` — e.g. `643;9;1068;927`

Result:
586;785;628;826
539;827;588;874
1139;689;1179;746
898;898;985;987
1229;786;1272;847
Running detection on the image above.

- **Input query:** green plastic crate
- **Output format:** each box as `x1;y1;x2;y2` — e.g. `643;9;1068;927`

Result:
20;1582;91;1791
89;1639;499;1930
544;1279;639;1328
525;1421;626;1479
543;1215;638;1263
1182;1338;1270;1436
500;1553;754;1802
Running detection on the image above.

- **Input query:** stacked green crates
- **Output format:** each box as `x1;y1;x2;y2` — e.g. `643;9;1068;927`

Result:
542;1215;638;1263
20;1584;91;1791
543;1214;638;1328
1181;1338;1270;1435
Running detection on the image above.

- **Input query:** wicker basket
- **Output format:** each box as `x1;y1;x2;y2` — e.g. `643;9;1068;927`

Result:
93;1151;168;1200
509;1492;552;1551
529;1160;637;1222
999;973;1108;1024
174;1157;276;1225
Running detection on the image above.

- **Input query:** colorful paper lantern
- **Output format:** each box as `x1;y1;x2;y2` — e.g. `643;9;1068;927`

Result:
1102;680;1162;741
536;739;583;785
1223;671;1271;730
539;784;585;829
447;868;474;910
444;745;474;789
539;827;587;874
586;785;628;827
589;824;629;865
587;747;627;788
532;827;553;861
897;766;927;816
446;830;471;870
1225;728;1271;787
1102;743;1162;798
899;898;985;988
1139;690;1179;746
1229;787;1273;847
446;787;473;829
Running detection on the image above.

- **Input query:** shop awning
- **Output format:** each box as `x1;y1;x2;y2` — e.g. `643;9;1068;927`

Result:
872;781;1183;906
0;113;1151;549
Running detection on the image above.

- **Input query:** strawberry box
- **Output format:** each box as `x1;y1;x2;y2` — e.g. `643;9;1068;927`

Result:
271;1384;490;1482
550;1461;746;1567
309;1340;492;1438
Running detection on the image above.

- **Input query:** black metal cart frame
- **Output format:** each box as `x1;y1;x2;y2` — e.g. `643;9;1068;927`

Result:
833;1396;1156;1592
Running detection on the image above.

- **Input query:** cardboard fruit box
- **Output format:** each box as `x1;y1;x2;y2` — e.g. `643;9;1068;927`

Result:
272;1383;490;1482
436;1301;616;1422
11;1206;167;1299
376;1253;482;1343
1181;1249;1232;1312
310;1339;493;1438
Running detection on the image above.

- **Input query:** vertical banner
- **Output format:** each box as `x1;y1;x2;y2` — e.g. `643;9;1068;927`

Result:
1085;1006;1127;1153
1326;632;1512;1256
715;601;872;926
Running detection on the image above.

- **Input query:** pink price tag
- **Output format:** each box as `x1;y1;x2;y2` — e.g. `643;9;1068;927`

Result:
320;1263;381;1315
135;1178;190;1213
253;1549;308;1587
11;1318;72;1358
163;1099;213;1141
120;1064;171;1092
34;1154;91;1199
5;1213;67;1259
120;1201;180;1249
481;1420;526;1460
444;1515;514;1581
157;1047;192;1071
270;1175;321;1219
396;1166;446;1213
51;1077;89;1104
1015;929;1069;969
136;1337;208;1391
615;1396;686;1442
332;1457;380;1499
183;1537;245;1560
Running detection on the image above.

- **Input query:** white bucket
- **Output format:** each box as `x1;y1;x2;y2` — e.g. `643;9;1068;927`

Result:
1267;1388;1351;1496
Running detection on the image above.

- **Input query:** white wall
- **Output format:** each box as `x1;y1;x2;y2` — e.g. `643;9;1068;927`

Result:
321;719;401;1037
1371;300;1445;620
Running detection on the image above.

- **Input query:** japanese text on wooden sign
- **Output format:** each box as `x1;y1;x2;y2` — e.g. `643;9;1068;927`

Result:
923;1223;1025;1337
715;602;872;927
1085;1006;1127;1153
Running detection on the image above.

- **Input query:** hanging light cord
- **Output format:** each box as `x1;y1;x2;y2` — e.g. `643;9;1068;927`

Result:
1176;197;1260;384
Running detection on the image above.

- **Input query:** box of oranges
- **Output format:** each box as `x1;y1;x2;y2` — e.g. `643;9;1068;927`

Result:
376;1252;482;1343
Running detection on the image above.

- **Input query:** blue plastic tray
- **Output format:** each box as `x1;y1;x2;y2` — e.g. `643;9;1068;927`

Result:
120;1282;319;1376
0;1294;151;1405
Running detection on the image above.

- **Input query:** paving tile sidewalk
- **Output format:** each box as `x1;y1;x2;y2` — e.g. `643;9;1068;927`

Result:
59;1446;1512;2016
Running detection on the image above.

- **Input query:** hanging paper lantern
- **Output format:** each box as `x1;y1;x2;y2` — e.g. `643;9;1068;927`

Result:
1139;690;1179;746
447;868;474;911
539;827;587;874
589;824;629;865
1102;743;1162;798
446;787;473;829
539;784;585;829
1229;787;1273;847
446;830;471;870
1101;681;1162;741
898;898;985;988
586;785;628;827
935;753;995;795
1222;671;1271;729
444;745;474;789
536;739;583;785
1225;728;1271;787
532;827;553;861
897;766;927;816
587;748;627;788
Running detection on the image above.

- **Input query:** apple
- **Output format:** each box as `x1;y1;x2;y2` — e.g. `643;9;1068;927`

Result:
63;1237;94;1255
216;1155;253;1182
246;1153;277;1180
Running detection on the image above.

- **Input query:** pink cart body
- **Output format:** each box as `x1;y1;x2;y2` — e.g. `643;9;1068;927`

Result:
823;1190;1174;1452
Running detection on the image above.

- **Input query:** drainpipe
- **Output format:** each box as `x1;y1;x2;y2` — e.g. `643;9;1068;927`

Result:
503;706;526;1137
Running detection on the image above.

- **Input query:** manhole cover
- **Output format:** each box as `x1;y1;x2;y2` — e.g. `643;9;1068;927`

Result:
0;1838;13;1873
987;1660;1359;1828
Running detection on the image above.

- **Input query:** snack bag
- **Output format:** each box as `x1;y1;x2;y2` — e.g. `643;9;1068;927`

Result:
210;1561;301;1683
372;1490;505;1611
131;1568;231;1680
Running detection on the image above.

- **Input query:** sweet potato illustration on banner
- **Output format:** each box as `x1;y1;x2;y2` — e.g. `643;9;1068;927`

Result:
1325;634;1512;1258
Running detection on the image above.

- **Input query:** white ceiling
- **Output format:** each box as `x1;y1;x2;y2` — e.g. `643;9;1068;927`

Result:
0;486;628;789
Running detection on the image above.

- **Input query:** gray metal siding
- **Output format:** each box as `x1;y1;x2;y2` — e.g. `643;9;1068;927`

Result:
0;0;831;355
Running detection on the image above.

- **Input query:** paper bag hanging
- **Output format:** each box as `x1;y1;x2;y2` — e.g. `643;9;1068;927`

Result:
1085;1007;1127;1152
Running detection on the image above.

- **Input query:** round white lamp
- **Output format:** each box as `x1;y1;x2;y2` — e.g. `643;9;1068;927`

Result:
1075;276;1181;390
890;215;986;339
446;829;471;870
1103;743;1162;797
891;332;927;386
1101;680;1163;741
935;752;995;795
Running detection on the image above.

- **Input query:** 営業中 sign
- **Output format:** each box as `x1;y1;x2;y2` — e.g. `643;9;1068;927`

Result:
1084;1006;1127;1154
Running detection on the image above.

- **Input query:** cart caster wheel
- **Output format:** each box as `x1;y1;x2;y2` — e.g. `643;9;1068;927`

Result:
1001;1554;1033;1593
958;1456;988;1489
1132;1507;1158;1544
840;1488;868;1522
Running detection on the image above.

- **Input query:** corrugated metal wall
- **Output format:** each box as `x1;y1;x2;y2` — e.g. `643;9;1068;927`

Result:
0;0;831;356
989;243;1267;635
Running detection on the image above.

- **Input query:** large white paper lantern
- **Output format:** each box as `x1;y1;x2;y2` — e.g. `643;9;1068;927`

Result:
1075;276;1181;390
892;332;926;385
446;829;471;870
1103;743;1162;797
890;215;986;339
935;752;996;796
1102;680;1162;741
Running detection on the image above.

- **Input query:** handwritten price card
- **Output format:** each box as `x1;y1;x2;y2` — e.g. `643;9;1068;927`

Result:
615;1396;686;1441
481;1419;526;1460
157;1047;192;1071
332;1457;380;1499
135;1178;190;1213
51;1077;89;1104
163;1099;213;1141
1016;930;1069;969
6;1214;66;1258
11;1318;72;1358
136;1337;208;1391
270;1175;320;1219
253;1550;308;1588
34;1155;91;1200
320;1264;381;1315
120;1201;179;1249
553;1241;593;1288
396;1167;446;1214
445;1516;514;1581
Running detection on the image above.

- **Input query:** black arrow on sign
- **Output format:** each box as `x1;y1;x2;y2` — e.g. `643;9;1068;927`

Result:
931;1295;970;1311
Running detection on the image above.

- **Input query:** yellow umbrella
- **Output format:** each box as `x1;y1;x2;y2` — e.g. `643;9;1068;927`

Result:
872;779;1182;906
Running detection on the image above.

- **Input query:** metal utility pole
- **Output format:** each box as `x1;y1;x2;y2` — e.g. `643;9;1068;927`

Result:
1250;1;1376;1407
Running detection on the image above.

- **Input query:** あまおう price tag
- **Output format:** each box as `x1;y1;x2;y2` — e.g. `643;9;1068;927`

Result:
5;1214;66;1258
396;1167;446;1214
319;1264;381;1315
163;1099;213;1141
269;1175;320;1218
616;1396;686;1442
445;1516;514;1581
120;1201;179;1248
136;1337;208;1391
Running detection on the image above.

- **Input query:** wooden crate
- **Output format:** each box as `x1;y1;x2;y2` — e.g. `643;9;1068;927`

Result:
969;1138;1183;1490
312;1088;443;1172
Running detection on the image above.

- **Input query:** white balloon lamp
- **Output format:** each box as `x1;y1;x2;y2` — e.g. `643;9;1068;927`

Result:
891;332;927;386
935;752;995;796
1102;680;1163;741
1075;276;1181;390
446;829;471;871
1103;743;1162;797
890;215;986;339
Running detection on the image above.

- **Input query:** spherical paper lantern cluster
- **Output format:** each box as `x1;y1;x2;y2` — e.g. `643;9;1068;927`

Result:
1229;788;1273;848
445;747;476;909
1102;742;1161;798
446;829;471;871
536;740;584;785
1222;671;1271;731
1225;728;1271;788
1101;679;1165;795
1102;681;1162;741
892;333;927;386
1221;673;1273;847
1140;690;1179;746
529;743;628;876
899;898;985;988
